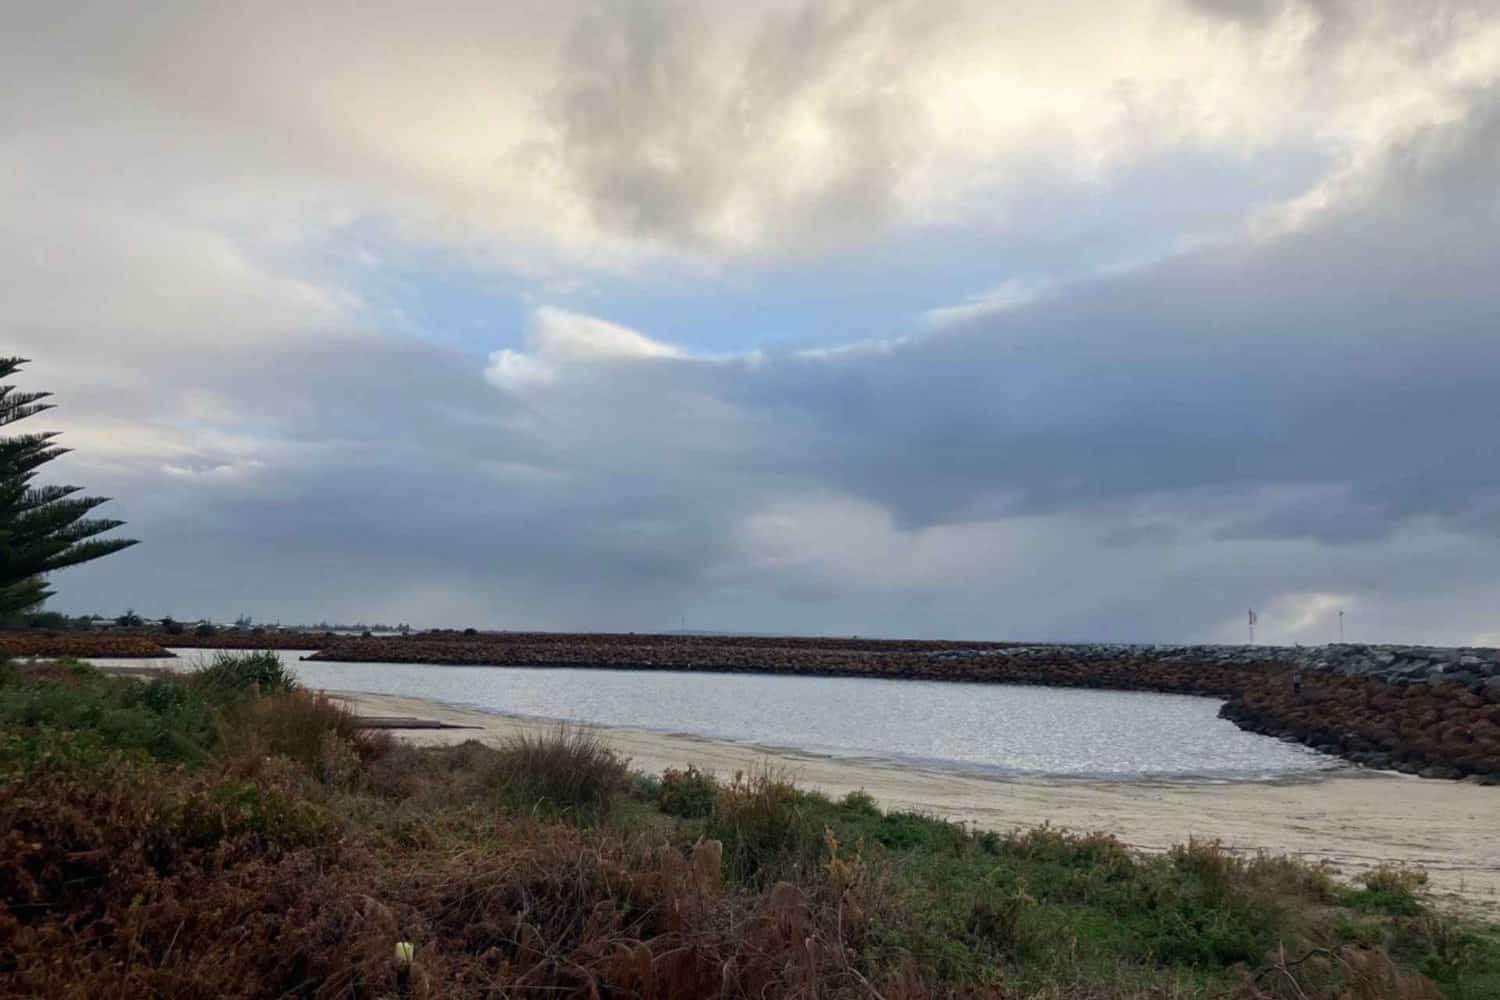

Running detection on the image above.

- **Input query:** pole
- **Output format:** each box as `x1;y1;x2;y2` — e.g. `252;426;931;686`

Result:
1338;610;1344;643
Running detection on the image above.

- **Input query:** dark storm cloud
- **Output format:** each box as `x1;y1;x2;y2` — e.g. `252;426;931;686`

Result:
724;92;1500;536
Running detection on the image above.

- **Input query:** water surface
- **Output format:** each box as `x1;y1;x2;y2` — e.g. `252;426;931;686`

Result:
91;649;1338;782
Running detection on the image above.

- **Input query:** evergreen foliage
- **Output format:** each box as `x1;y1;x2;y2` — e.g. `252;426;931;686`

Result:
0;357;136;617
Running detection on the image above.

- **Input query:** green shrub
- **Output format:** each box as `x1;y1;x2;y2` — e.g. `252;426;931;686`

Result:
1349;864;1429;916
176;779;335;850
705;768;817;884
967;876;1039;960
0;669;217;764
190;651;296;696
1169;837;1242;902
657;764;719;818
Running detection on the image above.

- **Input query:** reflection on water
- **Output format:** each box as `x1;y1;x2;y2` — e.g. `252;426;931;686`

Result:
90;649;1339;782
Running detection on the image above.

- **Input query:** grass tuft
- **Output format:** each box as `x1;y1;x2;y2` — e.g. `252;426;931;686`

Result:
658;763;719;818
489;724;630;819
189;650;296;695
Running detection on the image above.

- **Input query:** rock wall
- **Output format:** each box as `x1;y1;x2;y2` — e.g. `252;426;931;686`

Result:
0;633;171;659
306;634;1500;782
942;643;1500;781
142;630;342;650
1220;652;1500;783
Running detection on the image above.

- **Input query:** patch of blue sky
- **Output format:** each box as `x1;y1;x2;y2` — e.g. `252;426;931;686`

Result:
326;142;1327;359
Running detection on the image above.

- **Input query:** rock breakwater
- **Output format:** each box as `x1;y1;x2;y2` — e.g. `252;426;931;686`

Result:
0;633;171;659
301;633;1500;782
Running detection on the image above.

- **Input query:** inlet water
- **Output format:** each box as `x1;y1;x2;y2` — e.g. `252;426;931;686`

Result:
94;649;1339;781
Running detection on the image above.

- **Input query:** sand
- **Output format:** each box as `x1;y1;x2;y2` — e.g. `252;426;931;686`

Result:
332;690;1500;919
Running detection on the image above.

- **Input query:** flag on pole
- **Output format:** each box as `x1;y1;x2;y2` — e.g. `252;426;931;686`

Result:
1248;609;1257;626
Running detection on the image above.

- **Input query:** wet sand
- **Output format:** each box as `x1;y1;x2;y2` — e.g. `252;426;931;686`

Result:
334;690;1500;918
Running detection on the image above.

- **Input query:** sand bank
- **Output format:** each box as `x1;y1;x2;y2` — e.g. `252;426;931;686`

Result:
334;690;1500;918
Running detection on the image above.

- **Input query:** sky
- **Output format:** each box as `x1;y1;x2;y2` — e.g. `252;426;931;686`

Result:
4;0;1499;644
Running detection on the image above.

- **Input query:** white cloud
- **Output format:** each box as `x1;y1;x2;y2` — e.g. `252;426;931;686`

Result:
922;279;1048;328
8;0;1498;276
485;306;685;389
530;306;684;362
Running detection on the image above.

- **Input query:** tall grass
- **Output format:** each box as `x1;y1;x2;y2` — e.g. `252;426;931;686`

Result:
189;650;296;695
705;767;819;884
216;688;391;784
488;725;629;818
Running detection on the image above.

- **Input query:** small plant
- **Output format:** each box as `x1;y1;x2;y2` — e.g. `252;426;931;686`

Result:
216;687;389;782
490;725;629;818
705;767;815;884
658;764;719;818
1363;864;1429;896
1170;837;1243;900
190;651;296;695
1350;863;1430;915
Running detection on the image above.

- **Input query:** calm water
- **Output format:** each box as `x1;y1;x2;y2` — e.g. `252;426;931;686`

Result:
92;649;1338;781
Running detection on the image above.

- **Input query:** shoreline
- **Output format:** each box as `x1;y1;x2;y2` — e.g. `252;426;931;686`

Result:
333;689;1500;919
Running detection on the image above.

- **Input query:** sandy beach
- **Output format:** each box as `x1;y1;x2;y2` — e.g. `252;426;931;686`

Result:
335;690;1500;918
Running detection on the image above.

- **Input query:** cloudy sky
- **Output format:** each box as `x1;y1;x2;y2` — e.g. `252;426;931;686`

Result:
5;0;1499;643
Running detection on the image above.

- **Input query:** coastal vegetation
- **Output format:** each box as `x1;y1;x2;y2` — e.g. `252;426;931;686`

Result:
3;653;1498;998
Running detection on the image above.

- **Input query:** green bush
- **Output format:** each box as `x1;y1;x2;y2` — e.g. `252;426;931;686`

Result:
704;768;817;884
657;764;719;818
0;669;217;765
176;778;336;851
1348;864;1429;916
190;651;296;695
966;875;1039;960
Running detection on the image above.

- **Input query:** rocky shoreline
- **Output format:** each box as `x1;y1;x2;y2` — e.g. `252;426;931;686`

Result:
0;633;172;659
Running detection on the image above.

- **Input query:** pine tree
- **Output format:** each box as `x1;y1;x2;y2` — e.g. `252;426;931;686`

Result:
0;357;137;617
